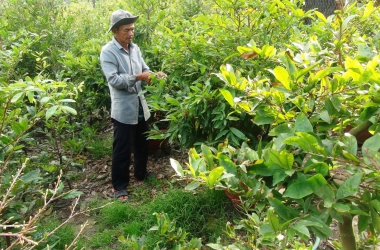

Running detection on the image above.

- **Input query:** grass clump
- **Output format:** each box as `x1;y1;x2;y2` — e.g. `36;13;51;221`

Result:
86;134;113;159
84;187;235;249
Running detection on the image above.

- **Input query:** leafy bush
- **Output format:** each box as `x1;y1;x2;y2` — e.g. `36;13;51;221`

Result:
170;1;380;250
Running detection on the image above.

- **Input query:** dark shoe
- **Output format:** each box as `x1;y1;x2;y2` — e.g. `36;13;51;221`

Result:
108;189;129;202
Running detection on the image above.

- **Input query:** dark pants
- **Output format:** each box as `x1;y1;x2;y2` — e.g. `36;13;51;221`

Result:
111;119;149;191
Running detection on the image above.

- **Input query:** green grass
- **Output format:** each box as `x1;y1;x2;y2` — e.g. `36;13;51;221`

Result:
32;184;236;249
85;133;113;159
84;187;235;249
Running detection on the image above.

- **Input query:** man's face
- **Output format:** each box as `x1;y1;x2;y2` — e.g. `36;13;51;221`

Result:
113;23;135;46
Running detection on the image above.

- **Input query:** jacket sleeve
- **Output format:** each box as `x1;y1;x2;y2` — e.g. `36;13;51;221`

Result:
100;47;137;90
136;46;150;73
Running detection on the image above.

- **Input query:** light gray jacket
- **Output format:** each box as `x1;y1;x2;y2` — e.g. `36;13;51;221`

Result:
100;37;151;124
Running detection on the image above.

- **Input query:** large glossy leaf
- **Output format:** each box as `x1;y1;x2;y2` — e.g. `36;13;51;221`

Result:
283;132;326;155
46;105;59;120
362;133;380;166
336;173;363;200
201;144;214;171
185;181;201;190
207;167;224;188
307;174;335;208
253;114;275;125
295;113;313;132
267;207;280;231
21;170;40;183
360;106;379;121
266;149;294;170
283;181;313;199
290;223;310;239
358;214;370;234
219;88;234;107
270;66;292;90
62;190;83;199
170;158;184;177
268;123;293;136
370;207;380;233
11;92;25;103
61;105;77;115
229;127;246;140
218;154;237;174
280;53;297;81
268;198;292;221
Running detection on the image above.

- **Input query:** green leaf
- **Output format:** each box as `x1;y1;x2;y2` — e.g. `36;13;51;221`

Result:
58;99;76;103
270;66;292;90
269;123;293;136
342;134;358;155
201;144;214;171
229;127;246;140
307;174;335;207
215;130;229;140
219;89;234;107
185;181;201;190
166;96;180;106
11;92;25;103
61;105;77;115
331;95;341;111
46;105;59;120
62;190;83;199
315;11;327;23
291;222;310;238
170;158;184;177
280;52;297;81
370;207;380;233
314;67;342;80
325;99;338;116
218;154;237;174
283;132;326;155
27;91;35;103
319;110;331;124
253;114;275;125
21;170;40;183
11;122;24;135
268;198;291;221
360;106;378;121
332;203;350;213
266;149;294;170
358;215;370;234
362;134;380;166
207;167;224;188
363;1;375;18
370;200;380;213
267;207;280;231
283;181;313;199
295;113;313;132
304;162;328;175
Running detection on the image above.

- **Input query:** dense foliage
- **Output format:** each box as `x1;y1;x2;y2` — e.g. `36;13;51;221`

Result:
1;0;380;249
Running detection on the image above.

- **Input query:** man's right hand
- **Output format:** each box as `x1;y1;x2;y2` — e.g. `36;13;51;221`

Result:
136;72;151;83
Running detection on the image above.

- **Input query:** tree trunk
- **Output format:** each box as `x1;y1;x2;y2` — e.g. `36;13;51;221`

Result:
338;215;356;250
303;0;337;24
304;0;336;16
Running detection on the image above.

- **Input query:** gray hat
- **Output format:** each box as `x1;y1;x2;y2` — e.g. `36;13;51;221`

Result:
108;9;139;32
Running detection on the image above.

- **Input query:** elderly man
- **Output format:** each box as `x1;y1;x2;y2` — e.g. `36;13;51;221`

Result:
100;9;165;201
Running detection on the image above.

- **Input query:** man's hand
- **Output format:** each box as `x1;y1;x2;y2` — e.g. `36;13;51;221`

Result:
136;72;151;83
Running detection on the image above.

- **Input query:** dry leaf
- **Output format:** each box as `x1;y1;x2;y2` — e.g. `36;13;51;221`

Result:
241;51;258;60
